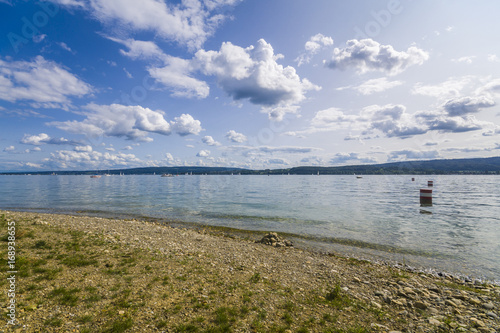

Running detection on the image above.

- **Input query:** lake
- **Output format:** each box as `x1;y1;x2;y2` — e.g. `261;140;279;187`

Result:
1;174;499;283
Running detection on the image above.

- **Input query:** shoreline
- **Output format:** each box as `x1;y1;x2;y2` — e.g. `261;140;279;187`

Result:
1;209;499;332
4;207;498;285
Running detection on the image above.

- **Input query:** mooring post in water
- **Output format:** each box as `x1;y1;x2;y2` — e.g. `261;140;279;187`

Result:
412;177;415;181
420;188;432;206
428;180;433;187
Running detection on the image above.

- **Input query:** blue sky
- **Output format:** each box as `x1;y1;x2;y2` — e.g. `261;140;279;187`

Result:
1;0;500;171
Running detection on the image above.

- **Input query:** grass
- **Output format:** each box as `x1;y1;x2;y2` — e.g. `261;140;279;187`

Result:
4;210;498;333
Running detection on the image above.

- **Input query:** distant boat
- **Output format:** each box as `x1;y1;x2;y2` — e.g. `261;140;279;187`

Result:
161;173;174;177
90;175;101;178
356;176;363;179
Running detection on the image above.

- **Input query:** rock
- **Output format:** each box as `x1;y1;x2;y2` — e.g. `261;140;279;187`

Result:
371;301;382;309
414;301;428;310
469;298;482;306
371;323;389;330
445;299;458;308
481;302;494;310
428;317;441;325
470;317;485;327
486;311;498;319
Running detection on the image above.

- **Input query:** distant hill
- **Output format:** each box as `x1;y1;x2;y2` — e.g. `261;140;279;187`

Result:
267;156;500;175
2;156;500;175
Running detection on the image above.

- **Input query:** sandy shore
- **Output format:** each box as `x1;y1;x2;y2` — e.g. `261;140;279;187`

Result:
1;210;499;332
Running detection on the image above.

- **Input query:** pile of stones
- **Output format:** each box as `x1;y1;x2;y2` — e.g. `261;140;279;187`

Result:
257;232;293;247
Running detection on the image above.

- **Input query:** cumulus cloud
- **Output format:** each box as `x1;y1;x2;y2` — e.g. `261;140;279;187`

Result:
225;130;246;143
20;133;76;146
412;76;474;99
441;96;495;116
148;56;209;98
3;145;15;152
80;0;239;50
296;33;333;66
48;103;202;140
329;152;376;165
107;37;167;62
325;39;429;75
146;38;319;119
452;56;476;64
196;149;210;157
268;158;288;165
362;104;427;138
0;56;92;107
170;113;202;136
388;149;440;161
194;39;320;117
202;135;220;146
426;114;487;133
48;148;141;169
308;104;427;139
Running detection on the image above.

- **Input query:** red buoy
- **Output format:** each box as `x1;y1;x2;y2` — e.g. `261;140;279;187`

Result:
420;188;432;206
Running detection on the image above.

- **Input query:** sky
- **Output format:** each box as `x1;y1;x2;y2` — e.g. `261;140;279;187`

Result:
1;0;500;172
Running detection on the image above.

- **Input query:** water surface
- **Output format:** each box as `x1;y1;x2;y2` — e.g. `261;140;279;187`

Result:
1;174;498;282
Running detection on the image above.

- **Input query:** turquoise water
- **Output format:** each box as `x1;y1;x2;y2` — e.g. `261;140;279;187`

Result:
1;174;499;282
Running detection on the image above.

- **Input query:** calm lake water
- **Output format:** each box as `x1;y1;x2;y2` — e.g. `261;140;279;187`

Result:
1;174;499;282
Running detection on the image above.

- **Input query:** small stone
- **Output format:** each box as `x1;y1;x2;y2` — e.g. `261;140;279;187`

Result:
469;298;482;306
470;317;485;327
403;287;415;294
371;323;389;330
428;317;441;325
371;301;382;309
482;302;494;310
445;299;458;307
486;311;498;319
414;301;428;310
118;310;125;315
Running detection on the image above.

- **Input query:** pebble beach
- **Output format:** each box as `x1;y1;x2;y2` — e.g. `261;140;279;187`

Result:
1;210;499;332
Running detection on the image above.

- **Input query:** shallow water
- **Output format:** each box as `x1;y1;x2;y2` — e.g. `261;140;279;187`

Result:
1;174;499;282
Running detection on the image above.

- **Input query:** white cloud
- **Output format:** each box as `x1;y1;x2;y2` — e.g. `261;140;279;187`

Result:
225;130;246;143
123;68;133;79
268;158;288;165
296;33;333;66
344;77;403;95
202;135;220;146
441;96;495;116
195;39;320;117
197;149;210;157
329;152;376;165
48;103;202;140
388;149;440;161
58;42;73;53
107;37;167;62
487;54;499;63
412;76;474;99
87;0;238;50
21;133;74;145
149;56;209;98
122;145;133;150
426;114;489;133
452;56;476;64
3;145;15;152
170;113;203;136
74;145;93;152
48;149;141;169
325;39;429;75
0;56;92;107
